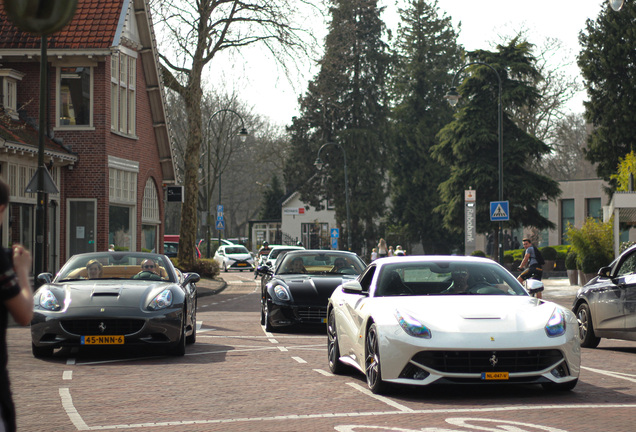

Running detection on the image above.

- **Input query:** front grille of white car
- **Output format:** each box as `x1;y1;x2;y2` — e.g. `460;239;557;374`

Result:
410;349;564;373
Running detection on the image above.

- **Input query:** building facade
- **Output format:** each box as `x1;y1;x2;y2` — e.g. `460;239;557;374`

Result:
0;0;175;273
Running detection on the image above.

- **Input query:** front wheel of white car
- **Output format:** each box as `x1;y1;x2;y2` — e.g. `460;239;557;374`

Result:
365;323;388;394
327;310;345;374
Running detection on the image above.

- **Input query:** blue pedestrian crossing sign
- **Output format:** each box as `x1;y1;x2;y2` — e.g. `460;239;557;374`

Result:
490;201;509;221
331;228;339;238
215;219;225;230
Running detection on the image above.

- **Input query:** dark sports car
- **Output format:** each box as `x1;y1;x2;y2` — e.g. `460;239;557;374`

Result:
31;252;199;358
257;250;366;331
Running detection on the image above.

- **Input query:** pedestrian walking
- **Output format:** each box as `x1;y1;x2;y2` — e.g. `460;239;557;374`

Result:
0;179;34;432
370;248;378;261
388;246;394;257
377;238;388;258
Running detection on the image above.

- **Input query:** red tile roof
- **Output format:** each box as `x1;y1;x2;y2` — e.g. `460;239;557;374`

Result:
0;0;123;50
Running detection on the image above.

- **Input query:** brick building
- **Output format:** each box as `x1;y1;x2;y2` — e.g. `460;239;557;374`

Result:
0;0;176;273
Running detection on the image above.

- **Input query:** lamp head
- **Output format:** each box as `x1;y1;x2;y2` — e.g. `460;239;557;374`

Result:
445;87;460;107
609;0;624;11
314;157;324;171
238;127;248;142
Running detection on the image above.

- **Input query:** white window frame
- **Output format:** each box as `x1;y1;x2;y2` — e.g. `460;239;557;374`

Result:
110;48;137;137
54;61;95;130
0;69;25;120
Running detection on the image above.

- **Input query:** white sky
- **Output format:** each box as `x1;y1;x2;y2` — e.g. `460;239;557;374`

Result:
217;0;607;126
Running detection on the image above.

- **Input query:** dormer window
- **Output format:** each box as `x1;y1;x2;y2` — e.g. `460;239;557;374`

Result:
0;69;25;120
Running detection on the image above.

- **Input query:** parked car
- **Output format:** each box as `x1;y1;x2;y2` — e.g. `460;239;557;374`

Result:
572;244;636;348
327;256;580;394
31;251;199;358
213;244;255;272
164;234;201;259
258;249;366;331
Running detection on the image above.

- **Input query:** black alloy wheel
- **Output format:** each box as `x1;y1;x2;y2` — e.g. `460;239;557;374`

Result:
365;323;387;394
576;303;600;348
327;310;345;374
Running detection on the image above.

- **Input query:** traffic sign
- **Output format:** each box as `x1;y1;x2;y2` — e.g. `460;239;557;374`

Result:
331;237;338;250
215;219;225;230
331;228;339;238
490;201;510;221
217;205;224;212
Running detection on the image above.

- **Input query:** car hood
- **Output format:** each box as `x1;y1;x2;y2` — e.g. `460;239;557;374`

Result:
278;274;356;303
224;253;252;260
369;296;564;332
41;280;176;311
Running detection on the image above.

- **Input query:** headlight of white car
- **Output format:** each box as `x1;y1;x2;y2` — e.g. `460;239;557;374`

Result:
148;289;173;310
545;308;566;337
395;309;431;339
39;289;61;311
273;285;290;301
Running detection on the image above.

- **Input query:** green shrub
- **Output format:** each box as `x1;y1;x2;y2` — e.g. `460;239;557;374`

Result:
566;217;613;273
503;252;514;263
471;250;486;257
169;258;220;278
581;251;605;273
540;246;557;261
565;251;578;270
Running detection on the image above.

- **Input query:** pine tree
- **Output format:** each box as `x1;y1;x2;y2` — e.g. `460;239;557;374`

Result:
578;2;636;182
285;0;391;252
259;175;285;220
388;0;463;253
432;40;560;238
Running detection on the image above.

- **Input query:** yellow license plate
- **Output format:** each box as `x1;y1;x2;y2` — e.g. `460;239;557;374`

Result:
81;335;124;345
481;372;508;380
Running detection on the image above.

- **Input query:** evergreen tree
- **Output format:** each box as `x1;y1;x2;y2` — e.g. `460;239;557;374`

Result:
432;40;560;243
389;0;463;254
285;0;391;252
259;175;285;220
578;2;636;182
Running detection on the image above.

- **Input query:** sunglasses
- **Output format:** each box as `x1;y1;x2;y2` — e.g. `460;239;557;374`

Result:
143;265;156;269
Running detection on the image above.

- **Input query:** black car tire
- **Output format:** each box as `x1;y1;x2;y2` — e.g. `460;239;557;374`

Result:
224;263;228;273
186;306;197;345
168;314;187;356
576;303;601;348
264;300;273;332
542;378;578;391
365;323;388;394
327;310;346;374
32;343;54;358
260;301;266;325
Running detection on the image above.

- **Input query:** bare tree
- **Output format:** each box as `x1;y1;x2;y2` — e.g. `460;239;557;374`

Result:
150;0;317;266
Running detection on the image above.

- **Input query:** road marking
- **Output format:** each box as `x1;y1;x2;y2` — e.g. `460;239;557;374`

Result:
292;356;307;364
313;368;333;377
582;366;636;383
277;346;288;352
347;382;415;412
59;385;636;431
63;371;72;380
268;338;278;344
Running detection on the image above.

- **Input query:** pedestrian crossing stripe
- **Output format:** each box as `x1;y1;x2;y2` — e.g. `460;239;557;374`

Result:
492;204;507;218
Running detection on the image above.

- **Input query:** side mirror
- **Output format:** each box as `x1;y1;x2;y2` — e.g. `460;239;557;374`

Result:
526;278;544;295
597;266;611;278
183;273;201;285
342;280;364;295
257;265;272;276
37;272;53;284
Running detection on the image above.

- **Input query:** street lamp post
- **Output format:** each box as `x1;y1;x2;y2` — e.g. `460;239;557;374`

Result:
314;142;351;251
205;109;248;258
445;62;504;264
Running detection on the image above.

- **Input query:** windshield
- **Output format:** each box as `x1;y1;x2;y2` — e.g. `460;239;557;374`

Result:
269;248;298;259
375;261;525;297
56;252;176;282
225;246;249;255
278;252;365;276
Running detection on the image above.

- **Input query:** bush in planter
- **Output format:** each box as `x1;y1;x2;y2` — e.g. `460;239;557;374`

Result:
566;217;613;276
565;251;578;270
580;251;607;274
503;252;514;264
540;246;557;261
471;250;486;257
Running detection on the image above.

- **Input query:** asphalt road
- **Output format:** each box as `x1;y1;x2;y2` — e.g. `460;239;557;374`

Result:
5;274;635;431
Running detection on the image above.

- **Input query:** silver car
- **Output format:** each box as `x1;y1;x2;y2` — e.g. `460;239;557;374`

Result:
572;244;636;347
